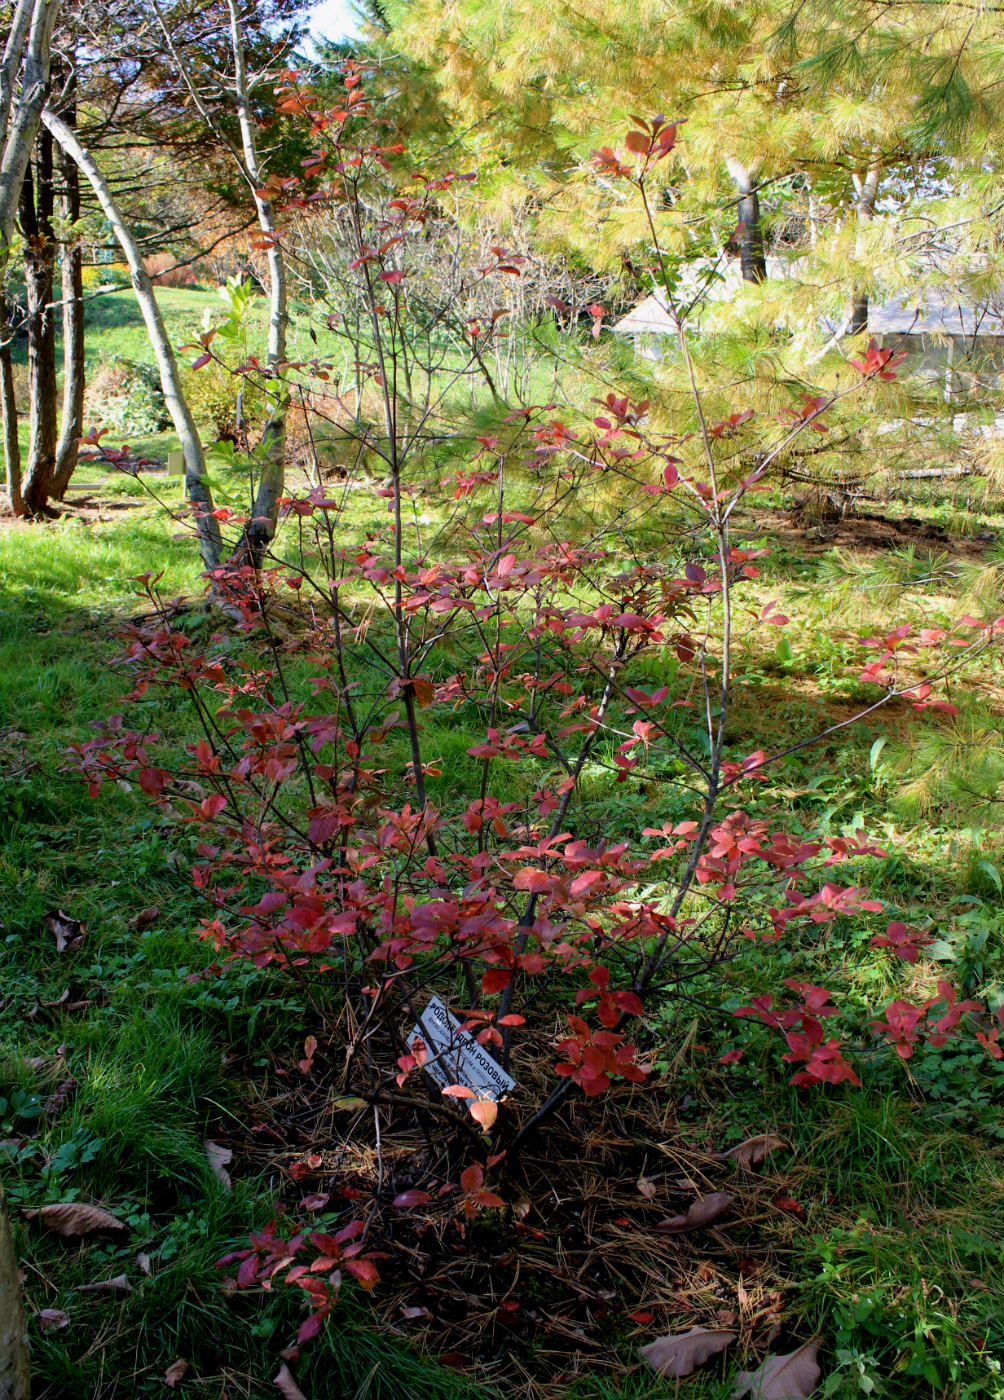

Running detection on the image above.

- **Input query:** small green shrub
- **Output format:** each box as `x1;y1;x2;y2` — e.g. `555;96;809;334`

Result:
84;356;169;437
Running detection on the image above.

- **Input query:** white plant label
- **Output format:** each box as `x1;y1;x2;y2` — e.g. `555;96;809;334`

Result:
409;995;516;1102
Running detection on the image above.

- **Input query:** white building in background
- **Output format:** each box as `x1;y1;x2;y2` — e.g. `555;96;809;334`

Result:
613;266;1004;399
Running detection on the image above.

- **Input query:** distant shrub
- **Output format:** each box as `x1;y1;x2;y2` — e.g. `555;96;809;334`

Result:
85;357;168;437
144;254;200;289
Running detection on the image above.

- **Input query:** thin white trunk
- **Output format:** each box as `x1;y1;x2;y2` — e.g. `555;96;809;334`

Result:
227;0;288;561
0;0;33;151
0;0;60;255
153;0;288;564
40;108;222;568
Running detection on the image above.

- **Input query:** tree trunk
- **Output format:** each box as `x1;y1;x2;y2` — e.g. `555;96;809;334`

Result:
0;1177;30;1400
20;129;58;515
0;291;22;514
0;0;61;258
0;0;60;515
726;157;767;284
52;70;83;499
41;107;222;569
226;0;287;569
849;167;879;336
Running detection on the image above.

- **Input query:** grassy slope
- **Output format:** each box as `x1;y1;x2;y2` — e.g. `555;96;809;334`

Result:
8;286;222;377
1;486;1004;1398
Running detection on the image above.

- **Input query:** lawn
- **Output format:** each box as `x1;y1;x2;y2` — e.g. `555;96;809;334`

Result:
2;476;1004;1399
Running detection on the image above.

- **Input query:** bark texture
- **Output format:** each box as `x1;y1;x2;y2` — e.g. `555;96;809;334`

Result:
0;0;60;251
0;1177;30;1400
0;291;21;514
227;0;288;567
0;0;61;511
726;157;767;284
19;129;58;515
850;167;880;336
52;71;83;499
41;107;222;568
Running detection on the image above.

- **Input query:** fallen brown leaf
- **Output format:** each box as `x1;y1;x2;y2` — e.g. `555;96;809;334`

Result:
273;1363;308;1400
43;1079;76;1120
37;1308;69;1332
636;1176;657;1200
734;1340;821;1399
129;906;161;931
77;1274;132;1294
23;1202;127;1237
43;910;85;953
164;1358;189;1388
136;1252;152;1277
716;1135;785;1170
204;1141;232;1191
640;1326;737;1378
655;1191;734;1234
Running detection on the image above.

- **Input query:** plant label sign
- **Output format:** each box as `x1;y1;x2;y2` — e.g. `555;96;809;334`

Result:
409;996;516;1102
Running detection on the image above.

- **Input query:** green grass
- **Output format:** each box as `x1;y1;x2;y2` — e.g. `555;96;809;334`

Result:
3;482;1004;1397
0;510;480;1400
8;286;221;377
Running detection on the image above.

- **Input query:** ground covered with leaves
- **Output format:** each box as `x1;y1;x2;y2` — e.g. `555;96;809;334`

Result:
2;477;1004;1400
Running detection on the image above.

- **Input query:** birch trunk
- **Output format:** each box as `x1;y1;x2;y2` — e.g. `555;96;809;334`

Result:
226;0;287;568
0;0;60;507
0;0;60;256
52;72;83;499
0;0;33;152
40;108;222;568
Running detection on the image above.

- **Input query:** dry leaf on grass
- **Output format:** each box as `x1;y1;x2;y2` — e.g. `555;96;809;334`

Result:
43;910;85;953
129;905;161;931
23;1202;127;1237
273;1363;308;1399
37;1308;69;1332
136;1252;152;1277
734;1341;821;1399
655;1191;734;1234
636;1176;657;1200
164;1358;189;1388
43;1079;76;1120
77;1274;132;1294
716;1135;785;1169
640;1326;737;1378
204;1141;232;1191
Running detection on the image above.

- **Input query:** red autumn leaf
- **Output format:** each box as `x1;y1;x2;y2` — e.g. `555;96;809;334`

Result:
481;967;512;994
392;1189;433;1207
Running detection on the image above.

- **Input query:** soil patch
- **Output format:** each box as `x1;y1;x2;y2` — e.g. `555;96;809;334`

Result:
748;504;991;559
